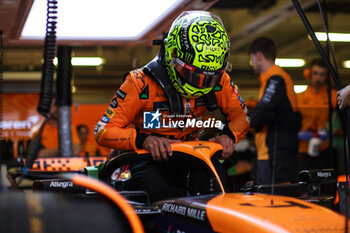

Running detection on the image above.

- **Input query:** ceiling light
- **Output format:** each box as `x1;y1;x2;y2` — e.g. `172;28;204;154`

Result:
21;0;183;40
53;57;104;66
294;85;307;94
72;57;104;66
343;60;350;69
313;32;350;42
275;58;305;67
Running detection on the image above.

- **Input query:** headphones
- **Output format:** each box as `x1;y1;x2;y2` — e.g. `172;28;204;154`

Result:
303;68;311;80
303;67;331;81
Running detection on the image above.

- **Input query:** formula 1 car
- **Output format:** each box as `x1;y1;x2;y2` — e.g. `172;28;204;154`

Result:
20;141;347;233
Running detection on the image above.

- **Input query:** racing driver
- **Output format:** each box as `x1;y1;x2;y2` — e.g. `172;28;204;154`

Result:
95;11;250;201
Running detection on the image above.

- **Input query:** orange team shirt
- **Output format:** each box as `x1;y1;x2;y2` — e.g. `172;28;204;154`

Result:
297;85;337;153
40;123;80;149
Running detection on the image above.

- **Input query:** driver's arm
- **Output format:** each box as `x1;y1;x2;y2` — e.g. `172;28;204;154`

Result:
215;73;250;143
94;73;142;151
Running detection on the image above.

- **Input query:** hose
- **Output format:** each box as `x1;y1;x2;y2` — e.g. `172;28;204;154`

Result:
25;0;58;174
37;0;58;116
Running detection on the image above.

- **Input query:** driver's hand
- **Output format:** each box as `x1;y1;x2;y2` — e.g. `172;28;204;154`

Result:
209;134;235;159
143;136;181;161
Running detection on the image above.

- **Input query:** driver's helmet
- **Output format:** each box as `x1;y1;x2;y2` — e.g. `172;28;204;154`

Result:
164;11;230;99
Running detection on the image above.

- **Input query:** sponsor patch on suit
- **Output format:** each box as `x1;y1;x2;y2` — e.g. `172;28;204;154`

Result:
116;89;127;100
110;97;118;108
153;101;170;111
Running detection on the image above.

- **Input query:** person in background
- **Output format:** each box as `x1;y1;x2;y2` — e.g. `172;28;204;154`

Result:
77;124;100;156
248;37;300;192
35;105;82;157
335;83;349;176
297;58;337;171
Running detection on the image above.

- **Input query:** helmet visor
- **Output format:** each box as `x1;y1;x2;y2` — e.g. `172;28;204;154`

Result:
173;58;224;89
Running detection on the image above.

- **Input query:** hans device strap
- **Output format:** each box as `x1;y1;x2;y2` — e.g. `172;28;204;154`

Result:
143;58;184;115
203;89;217;111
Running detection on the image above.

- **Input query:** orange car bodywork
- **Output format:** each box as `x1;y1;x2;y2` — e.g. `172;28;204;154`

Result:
26;141;347;233
147;141;347;233
136;141;225;192
206;193;345;233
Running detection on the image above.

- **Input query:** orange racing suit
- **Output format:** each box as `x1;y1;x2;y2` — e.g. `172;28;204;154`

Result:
94;69;250;151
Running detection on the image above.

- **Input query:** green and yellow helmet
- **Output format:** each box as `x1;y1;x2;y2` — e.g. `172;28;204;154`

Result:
164;11;230;99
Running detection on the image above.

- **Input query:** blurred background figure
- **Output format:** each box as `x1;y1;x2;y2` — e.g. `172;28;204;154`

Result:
248;37;300;194
297;58;337;171
335;83;350;176
77;124;101;156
